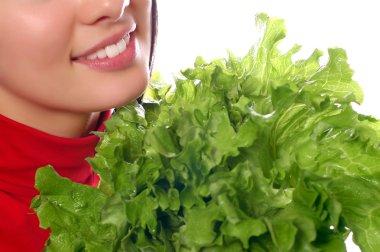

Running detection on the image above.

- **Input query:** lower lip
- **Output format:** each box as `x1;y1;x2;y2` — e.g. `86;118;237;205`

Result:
73;33;137;71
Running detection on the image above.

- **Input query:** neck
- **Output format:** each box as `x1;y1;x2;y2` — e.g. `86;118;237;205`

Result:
3;109;101;138
0;93;101;138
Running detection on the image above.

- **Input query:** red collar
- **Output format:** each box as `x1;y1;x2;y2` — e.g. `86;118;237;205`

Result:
0;111;111;204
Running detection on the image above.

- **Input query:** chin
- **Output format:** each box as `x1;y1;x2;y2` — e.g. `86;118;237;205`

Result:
62;63;150;112
93;79;149;111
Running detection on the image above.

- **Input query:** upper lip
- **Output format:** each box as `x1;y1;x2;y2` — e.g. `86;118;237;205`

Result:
72;25;136;60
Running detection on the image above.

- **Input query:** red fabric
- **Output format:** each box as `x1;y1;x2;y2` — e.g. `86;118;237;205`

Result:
0;111;111;252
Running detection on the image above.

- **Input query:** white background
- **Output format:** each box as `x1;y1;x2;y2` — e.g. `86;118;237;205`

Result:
154;1;380;251
154;0;379;120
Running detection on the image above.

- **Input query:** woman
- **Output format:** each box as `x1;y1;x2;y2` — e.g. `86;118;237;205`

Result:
0;0;157;250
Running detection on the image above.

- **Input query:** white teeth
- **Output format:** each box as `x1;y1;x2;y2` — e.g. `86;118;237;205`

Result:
86;53;98;60
85;34;131;60
117;39;127;53
105;44;119;58
123;34;131;44
97;49;107;59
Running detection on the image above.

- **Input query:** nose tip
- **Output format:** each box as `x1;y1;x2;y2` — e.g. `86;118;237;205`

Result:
78;0;129;25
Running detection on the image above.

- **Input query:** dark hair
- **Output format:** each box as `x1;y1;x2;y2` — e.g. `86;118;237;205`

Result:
149;0;158;73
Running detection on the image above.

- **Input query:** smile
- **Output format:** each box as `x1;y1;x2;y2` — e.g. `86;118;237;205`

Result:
73;32;137;72
80;34;131;60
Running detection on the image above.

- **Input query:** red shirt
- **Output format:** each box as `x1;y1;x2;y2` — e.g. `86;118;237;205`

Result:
0;111;111;252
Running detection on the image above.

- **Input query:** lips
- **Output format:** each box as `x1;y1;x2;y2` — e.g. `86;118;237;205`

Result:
82;33;131;60
71;25;139;71
72;25;136;60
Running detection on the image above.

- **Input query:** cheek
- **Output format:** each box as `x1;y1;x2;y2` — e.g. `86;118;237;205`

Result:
0;6;73;75
133;0;152;58
0;7;74;101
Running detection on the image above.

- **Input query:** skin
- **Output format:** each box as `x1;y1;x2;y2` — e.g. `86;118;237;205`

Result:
0;0;152;138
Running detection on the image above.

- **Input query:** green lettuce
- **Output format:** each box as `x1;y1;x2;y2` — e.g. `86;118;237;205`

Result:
31;13;380;251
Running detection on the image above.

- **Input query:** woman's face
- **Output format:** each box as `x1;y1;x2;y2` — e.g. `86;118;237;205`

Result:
0;0;152;113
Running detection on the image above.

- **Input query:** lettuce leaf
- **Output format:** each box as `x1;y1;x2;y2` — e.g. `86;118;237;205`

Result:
32;13;380;251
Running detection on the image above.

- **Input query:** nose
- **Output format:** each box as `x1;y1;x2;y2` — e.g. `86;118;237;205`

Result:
77;0;130;25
